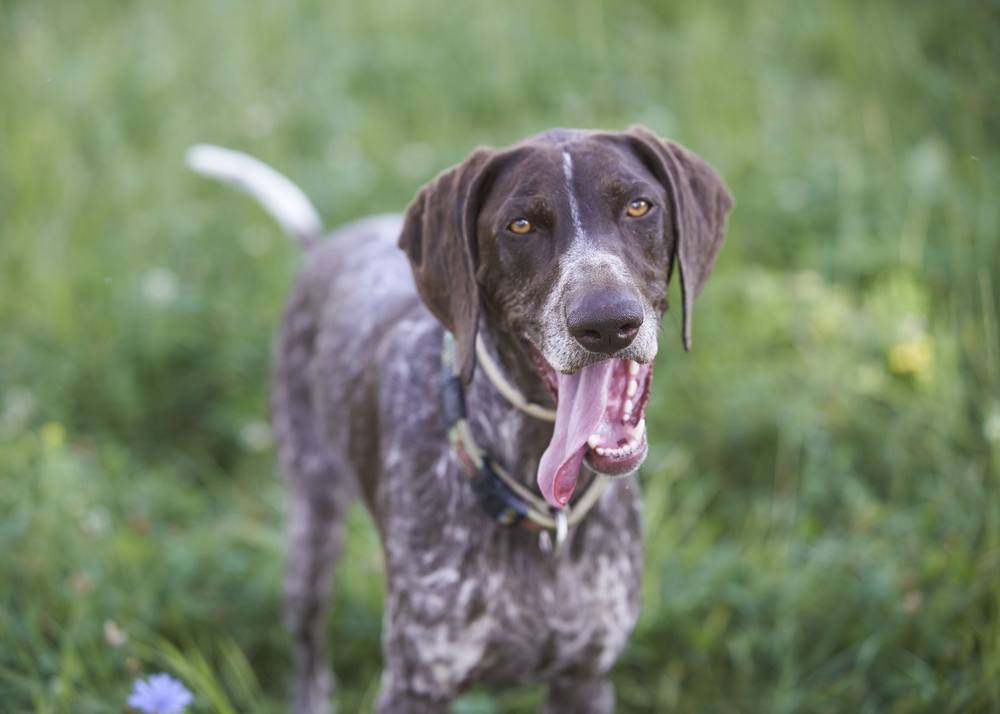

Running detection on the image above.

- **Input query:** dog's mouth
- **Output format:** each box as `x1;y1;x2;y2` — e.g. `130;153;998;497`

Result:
529;347;653;508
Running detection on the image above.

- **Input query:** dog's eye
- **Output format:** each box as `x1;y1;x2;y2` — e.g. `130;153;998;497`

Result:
508;218;533;235
626;199;651;218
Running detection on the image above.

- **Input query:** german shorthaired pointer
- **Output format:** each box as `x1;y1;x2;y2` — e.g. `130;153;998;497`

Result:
188;126;732;714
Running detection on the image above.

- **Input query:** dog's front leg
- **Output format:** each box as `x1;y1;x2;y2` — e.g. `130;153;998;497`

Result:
542;675;615;714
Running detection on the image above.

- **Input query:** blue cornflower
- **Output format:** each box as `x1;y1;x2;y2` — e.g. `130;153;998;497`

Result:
126;673;193;714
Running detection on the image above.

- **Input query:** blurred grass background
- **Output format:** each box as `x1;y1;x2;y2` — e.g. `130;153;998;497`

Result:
1;0;998;712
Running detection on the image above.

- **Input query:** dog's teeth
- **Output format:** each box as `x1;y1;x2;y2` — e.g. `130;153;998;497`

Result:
596;447;607;456
631;418;646;440
587;434;601;449
628;360;639;376
623;398;634;414
626;379;637;397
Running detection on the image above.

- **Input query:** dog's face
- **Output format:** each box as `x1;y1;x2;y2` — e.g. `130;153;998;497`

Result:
400;126;731;507
475;134;669;374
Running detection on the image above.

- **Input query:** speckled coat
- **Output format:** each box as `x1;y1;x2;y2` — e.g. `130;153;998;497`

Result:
269;128;731;714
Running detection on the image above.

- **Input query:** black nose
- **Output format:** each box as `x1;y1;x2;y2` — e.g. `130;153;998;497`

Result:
567;290;644;354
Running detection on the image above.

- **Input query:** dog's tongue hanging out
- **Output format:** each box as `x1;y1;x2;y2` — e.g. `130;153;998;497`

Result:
537;362;615;507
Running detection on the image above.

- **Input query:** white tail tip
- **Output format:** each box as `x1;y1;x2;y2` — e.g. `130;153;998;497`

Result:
186;143;323;245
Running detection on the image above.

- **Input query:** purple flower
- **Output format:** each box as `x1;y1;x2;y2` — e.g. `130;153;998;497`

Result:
127;673;193;714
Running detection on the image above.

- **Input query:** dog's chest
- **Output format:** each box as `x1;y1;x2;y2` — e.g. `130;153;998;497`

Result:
484;542;641;680
388;495;643;696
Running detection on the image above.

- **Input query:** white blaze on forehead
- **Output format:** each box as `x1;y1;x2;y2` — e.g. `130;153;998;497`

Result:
535;149;660;372
562;151;585;242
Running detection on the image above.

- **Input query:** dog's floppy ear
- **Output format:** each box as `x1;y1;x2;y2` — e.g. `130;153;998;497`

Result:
399;148;498;383
625;126;733;350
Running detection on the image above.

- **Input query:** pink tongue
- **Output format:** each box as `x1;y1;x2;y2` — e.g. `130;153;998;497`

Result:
537;361;614;507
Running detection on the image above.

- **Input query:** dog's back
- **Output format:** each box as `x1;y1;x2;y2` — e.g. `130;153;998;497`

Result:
271;213;442;504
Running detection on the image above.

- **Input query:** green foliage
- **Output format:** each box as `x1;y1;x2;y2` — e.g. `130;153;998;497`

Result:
1;0;997;711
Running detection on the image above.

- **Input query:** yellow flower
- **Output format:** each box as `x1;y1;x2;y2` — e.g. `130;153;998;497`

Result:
888;336;933;380
40;421;66;449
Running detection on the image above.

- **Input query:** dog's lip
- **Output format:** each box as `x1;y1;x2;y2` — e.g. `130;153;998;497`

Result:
585;436;648;477
523;338;654;389
549;352;655;375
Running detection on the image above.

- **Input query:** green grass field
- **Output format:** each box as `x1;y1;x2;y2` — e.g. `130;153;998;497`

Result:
1;1;998;711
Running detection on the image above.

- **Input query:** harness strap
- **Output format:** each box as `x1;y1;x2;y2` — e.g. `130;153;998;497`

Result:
441;332;607;546
474;336;557;422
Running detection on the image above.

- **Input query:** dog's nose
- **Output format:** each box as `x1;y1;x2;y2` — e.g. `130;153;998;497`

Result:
567;290;644;354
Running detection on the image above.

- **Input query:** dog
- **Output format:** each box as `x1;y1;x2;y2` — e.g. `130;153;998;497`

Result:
188;126;732;714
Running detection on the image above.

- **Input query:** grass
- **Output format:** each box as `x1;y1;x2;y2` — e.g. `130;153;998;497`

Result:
1;0;998;711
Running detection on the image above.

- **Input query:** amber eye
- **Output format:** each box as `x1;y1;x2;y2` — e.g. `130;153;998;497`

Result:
626;199;651;218
508;218;533;235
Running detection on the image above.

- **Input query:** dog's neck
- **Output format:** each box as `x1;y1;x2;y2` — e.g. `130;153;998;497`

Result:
463;324;556;488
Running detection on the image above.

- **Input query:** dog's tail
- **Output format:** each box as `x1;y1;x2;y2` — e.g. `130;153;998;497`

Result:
186;144;323;246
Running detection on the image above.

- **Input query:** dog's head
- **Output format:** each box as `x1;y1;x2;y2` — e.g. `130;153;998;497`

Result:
400;126;732;507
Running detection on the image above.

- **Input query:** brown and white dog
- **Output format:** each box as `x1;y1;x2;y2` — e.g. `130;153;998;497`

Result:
188;126;732;714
